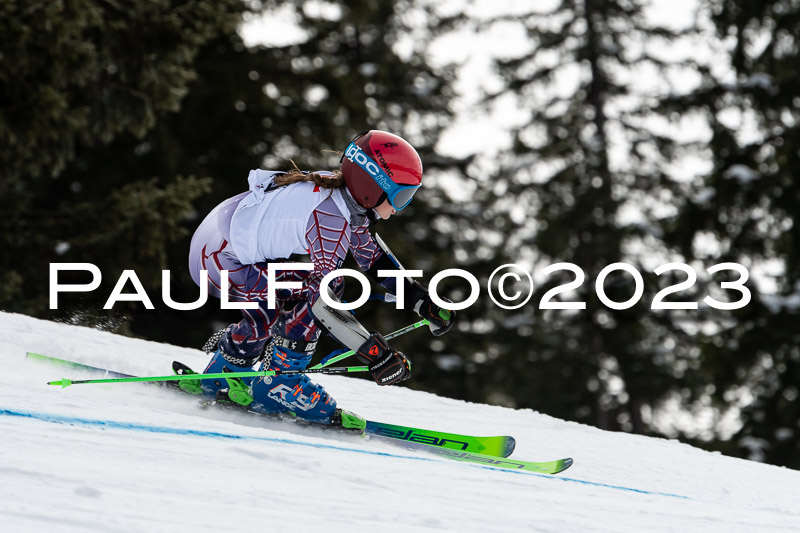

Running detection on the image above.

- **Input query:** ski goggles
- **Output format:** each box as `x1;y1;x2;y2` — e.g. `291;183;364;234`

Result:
343;141;420;210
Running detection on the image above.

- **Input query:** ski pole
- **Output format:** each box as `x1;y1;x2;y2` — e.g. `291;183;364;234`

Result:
47;365;369;389
311;318;429;370
47;320;429;388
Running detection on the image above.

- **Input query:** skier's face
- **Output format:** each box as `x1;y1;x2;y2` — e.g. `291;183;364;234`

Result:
374;199;396;220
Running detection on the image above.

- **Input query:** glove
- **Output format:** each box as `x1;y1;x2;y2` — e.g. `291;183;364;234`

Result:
408;281;456;336
356;332;412;386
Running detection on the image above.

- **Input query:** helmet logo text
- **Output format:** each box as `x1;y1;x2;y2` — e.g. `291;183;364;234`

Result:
345;143;393;192
373;149;394;177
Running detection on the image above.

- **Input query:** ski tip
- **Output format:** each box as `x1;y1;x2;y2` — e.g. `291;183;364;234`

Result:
47;378;72;388
503;436;517;458
557;458;574;473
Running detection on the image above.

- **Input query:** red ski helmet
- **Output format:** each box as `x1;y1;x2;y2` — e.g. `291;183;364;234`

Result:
340;130;423;210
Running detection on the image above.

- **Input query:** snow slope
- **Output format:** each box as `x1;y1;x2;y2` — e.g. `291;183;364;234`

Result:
1;311;798;532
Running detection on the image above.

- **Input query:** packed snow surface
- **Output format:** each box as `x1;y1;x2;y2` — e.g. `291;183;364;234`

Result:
1;311;798;532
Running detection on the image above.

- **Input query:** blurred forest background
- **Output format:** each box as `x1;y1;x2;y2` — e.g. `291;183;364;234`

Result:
1;0;798;468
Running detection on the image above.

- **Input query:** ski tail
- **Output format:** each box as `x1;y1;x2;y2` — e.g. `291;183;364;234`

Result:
365;421;516;458
26;352;134;379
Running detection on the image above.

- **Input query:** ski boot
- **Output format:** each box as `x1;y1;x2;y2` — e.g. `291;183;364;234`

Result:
249;319;338;424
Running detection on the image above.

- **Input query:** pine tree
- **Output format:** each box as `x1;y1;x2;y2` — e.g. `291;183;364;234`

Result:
471;0;699;433
657;0;800;467
0;0;247;321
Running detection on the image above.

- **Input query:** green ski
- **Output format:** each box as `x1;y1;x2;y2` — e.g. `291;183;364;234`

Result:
27;351;572;473
365;421;515;458
410;446;573;474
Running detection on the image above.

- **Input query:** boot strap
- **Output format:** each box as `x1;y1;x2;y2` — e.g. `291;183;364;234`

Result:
272;336;317;354
220;350;262;368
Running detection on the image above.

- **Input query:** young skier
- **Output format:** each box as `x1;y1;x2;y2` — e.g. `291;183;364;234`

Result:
187;130;455;427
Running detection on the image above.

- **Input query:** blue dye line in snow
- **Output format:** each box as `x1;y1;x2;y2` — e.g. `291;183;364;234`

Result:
1;408;689;500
